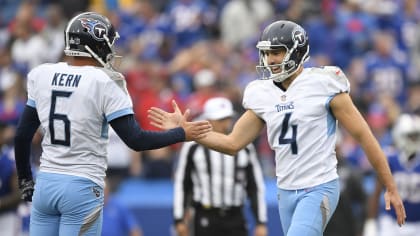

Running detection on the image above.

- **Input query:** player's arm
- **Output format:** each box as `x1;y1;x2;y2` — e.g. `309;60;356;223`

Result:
148;101;265;156
330;92;406;226
197;110;265;156
110;114;210;151
14;105;40;201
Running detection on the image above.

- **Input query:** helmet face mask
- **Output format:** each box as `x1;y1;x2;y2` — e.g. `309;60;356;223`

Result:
256;21;310;83
64;12;120;68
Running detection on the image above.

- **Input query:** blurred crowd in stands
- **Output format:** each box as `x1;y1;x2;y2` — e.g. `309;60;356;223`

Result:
0;0;420;235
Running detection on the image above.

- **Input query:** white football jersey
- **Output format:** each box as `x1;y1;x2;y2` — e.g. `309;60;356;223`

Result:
27;62;133;187
243;66;350;189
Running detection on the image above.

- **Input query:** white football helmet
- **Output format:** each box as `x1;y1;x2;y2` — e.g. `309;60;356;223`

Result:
392;113;420;157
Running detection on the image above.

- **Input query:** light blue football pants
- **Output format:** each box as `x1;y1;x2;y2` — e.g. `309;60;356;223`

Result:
277;179;340;236
30;172;104;236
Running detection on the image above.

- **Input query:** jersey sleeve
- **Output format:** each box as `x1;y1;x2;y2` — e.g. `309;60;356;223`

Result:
321;66;351;95
26;66;40;108
101;71;134;122
242;83;252;110
242;81;261;113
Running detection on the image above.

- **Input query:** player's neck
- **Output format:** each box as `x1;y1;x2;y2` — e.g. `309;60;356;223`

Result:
280;66;303;89
66;56;102;67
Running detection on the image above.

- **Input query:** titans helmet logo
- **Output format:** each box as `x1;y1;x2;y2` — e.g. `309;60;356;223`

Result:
79;18;107;41
292;27;306;46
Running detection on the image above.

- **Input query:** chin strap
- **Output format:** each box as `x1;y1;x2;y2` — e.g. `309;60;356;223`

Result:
84;34;120;68
84;45;106;67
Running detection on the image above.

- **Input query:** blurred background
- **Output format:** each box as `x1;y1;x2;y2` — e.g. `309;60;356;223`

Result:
0;0;419;235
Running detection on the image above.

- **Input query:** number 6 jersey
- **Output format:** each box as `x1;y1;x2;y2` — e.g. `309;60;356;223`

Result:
243;66;350;190
26;62;133;188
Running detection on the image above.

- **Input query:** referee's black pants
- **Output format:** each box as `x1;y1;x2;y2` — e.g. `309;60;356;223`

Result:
193;204;247;236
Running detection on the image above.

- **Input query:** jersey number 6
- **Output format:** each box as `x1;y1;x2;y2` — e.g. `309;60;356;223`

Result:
49;90;72;146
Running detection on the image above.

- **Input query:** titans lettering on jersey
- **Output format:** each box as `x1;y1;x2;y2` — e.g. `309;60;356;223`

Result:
51;73;81;87
275;102;294;112
242;66;350;190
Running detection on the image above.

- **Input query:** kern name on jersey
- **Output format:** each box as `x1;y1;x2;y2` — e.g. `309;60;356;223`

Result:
243;66;350;190
26;62;133;187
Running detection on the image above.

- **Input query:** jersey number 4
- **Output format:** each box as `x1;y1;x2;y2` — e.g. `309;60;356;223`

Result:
49;90;72;146
278;113;298;154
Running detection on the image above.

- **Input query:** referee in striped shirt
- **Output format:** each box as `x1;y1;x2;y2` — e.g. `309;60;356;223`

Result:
173;97;267;236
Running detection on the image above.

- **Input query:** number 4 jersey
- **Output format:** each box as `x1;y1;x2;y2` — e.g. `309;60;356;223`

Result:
26;62;133;188
243;66;350;190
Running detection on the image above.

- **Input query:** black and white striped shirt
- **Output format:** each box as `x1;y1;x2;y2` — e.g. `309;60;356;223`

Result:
173;141;267;224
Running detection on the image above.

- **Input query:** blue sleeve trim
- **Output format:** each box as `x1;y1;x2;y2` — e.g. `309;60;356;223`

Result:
100;115;109;139
325;95;337;136
27;99;36;108
324;95;335;111
106;108;134;122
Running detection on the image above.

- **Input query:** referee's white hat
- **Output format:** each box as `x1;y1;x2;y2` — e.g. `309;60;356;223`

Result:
201;97;235;120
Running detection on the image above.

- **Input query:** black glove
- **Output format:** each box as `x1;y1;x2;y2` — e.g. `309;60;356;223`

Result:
19;178;35;202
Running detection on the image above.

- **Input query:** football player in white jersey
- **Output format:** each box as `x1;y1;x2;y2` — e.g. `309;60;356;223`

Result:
148;20;406;236
364;113;420;236
13;12;211;236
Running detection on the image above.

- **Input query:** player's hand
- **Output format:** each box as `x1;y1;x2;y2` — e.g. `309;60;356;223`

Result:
148;100;184;130
182;120;212;141
254;224;267;236
19;178;35;202
384;189;406;226
175;222;189;236
148;100;212;141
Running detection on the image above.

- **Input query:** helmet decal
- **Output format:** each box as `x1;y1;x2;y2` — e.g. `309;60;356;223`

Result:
292;26;306;46
79;18;107;41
